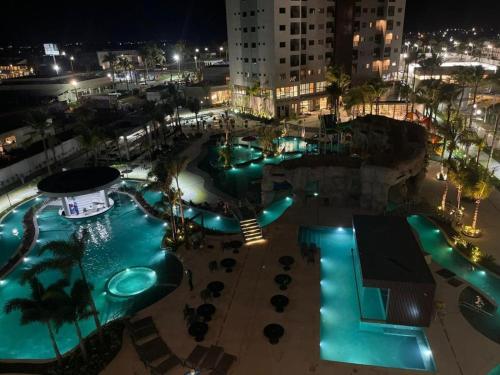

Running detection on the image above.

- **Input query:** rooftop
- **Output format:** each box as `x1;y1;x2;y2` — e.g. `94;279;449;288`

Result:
37;167;121;196
352;215;435;285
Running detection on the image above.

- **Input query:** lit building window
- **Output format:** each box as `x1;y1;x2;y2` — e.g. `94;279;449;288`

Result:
316;81;327;92
276;86;298;99
300;83;315;95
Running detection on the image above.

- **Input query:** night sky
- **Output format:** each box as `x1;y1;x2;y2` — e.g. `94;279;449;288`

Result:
0;0;498;44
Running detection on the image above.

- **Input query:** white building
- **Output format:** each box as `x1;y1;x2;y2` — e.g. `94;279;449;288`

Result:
225;0;406;118
225;0;336;118
351;0;406;82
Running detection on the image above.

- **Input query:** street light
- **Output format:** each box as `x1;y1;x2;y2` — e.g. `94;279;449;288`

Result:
195;48;199;53
53;64;60;75
194;55;198;71
69;56;75;72
173;54;180;74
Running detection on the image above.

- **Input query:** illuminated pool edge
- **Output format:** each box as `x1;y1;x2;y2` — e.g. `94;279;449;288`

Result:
106;266;158;298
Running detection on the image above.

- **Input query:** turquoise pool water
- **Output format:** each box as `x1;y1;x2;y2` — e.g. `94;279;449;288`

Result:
0;193;182;360
199;136;307;200
300;226;436;371
407;215;500;345
488;365;500;375
140;183;293;233
0;198;40;267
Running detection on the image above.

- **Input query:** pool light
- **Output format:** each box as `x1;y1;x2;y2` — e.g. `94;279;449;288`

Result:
314;192;319;197
216;216;221;220
263;210;268;214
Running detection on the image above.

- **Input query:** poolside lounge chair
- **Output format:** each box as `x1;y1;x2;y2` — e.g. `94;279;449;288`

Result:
130;316;156;332
136;337;171;364
184;344;209;368
131;324;159;343
209;353;237;375
150;354;182;375
200;345;224;369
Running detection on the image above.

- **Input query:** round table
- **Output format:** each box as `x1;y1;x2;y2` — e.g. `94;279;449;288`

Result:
279;256;295;271
220;258;237;273
197;303;216;322
207;281;225;298
263;323;285;344
229;240;243;254
188;322;208;342
270;295;289;313
274;274;292;290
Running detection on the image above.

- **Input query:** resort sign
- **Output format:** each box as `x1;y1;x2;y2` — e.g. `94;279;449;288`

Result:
43;43;60;56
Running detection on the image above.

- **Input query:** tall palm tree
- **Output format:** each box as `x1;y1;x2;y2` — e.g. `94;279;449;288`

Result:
367;77;389;115
117;57;134;92
419;53;443;79
79;127;103;166
343;86;366;117
21;232;103;341
466;66;486;128
52;280;94;360
416;79;441;123
25;110;54;174
325;65;351;119
454;67;472;113
486;104;500;169
463;164;493;232
447;159;467;212
140;44;166;82
4;278;68;363
167;157;189;229
102;52;118;90
186;97;201;130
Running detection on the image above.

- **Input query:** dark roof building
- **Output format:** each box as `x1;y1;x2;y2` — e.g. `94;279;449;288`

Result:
352;215;436;327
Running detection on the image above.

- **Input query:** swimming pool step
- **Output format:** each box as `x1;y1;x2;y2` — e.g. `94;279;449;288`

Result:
240;218;263;242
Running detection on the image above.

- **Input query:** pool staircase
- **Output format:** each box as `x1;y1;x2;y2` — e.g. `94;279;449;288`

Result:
240;218;263;243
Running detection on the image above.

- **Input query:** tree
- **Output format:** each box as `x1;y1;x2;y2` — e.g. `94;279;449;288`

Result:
366;77;389;115
218;146;232;169
140;44;166;82
167;157;189;230
325;65;351;119
79;126;104;166
466;66;486;128
25;110;54;174
462;164;493;232
419;53;443;79
21;232;103;341
102;52;118;89
52;280;94;360
117;56;134;92
416;79;441;123
186;97;201;130
4;278;68;363
447;159;468;212
343;86;366;117
486;104;500;169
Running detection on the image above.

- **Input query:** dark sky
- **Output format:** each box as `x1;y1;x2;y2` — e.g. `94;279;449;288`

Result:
0;0;498;44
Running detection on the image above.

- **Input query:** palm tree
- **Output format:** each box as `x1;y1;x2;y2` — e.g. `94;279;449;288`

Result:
166;83;185;127
52;280;94;360
117;57;134;92
102;52;118;89
140;44;166;82
454;67;472;113
325;65;351;119
79;126;103;166
343;86;366;117
367;77;389;115
466;66;486;128
167;157;189;229
186;97;201;130
4;278;68;363
21;232;103;341
419;53;443;79
447;159;467;212
486;104;500;169
416;79;441;123
25;110;54;174
463;164;493;232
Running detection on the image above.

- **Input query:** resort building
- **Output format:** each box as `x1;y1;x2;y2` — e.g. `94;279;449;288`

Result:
225;0;406;118
225;0;334;118
351;0;406;83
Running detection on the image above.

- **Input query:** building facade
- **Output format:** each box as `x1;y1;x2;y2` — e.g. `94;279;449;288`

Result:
225;0;406;118
351;0;406;82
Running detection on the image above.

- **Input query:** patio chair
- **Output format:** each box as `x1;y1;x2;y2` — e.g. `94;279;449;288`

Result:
209;353;237;375
199;345;224;370
136;337;172;364
184;344;209;368
150;354;182;375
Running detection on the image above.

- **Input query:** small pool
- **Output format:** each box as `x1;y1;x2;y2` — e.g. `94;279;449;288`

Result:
106;267;158;297
299;226;436;372
199;136;309;200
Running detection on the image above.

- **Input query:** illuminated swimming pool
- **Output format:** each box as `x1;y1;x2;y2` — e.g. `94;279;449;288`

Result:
106;267;158;297
0;193;182;360
0;198;40;267
299;226;436;371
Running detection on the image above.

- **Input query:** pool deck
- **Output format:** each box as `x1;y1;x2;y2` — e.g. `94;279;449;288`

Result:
102;196;500;375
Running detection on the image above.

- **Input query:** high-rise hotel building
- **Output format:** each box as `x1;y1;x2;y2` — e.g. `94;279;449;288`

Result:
225;0;405;118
